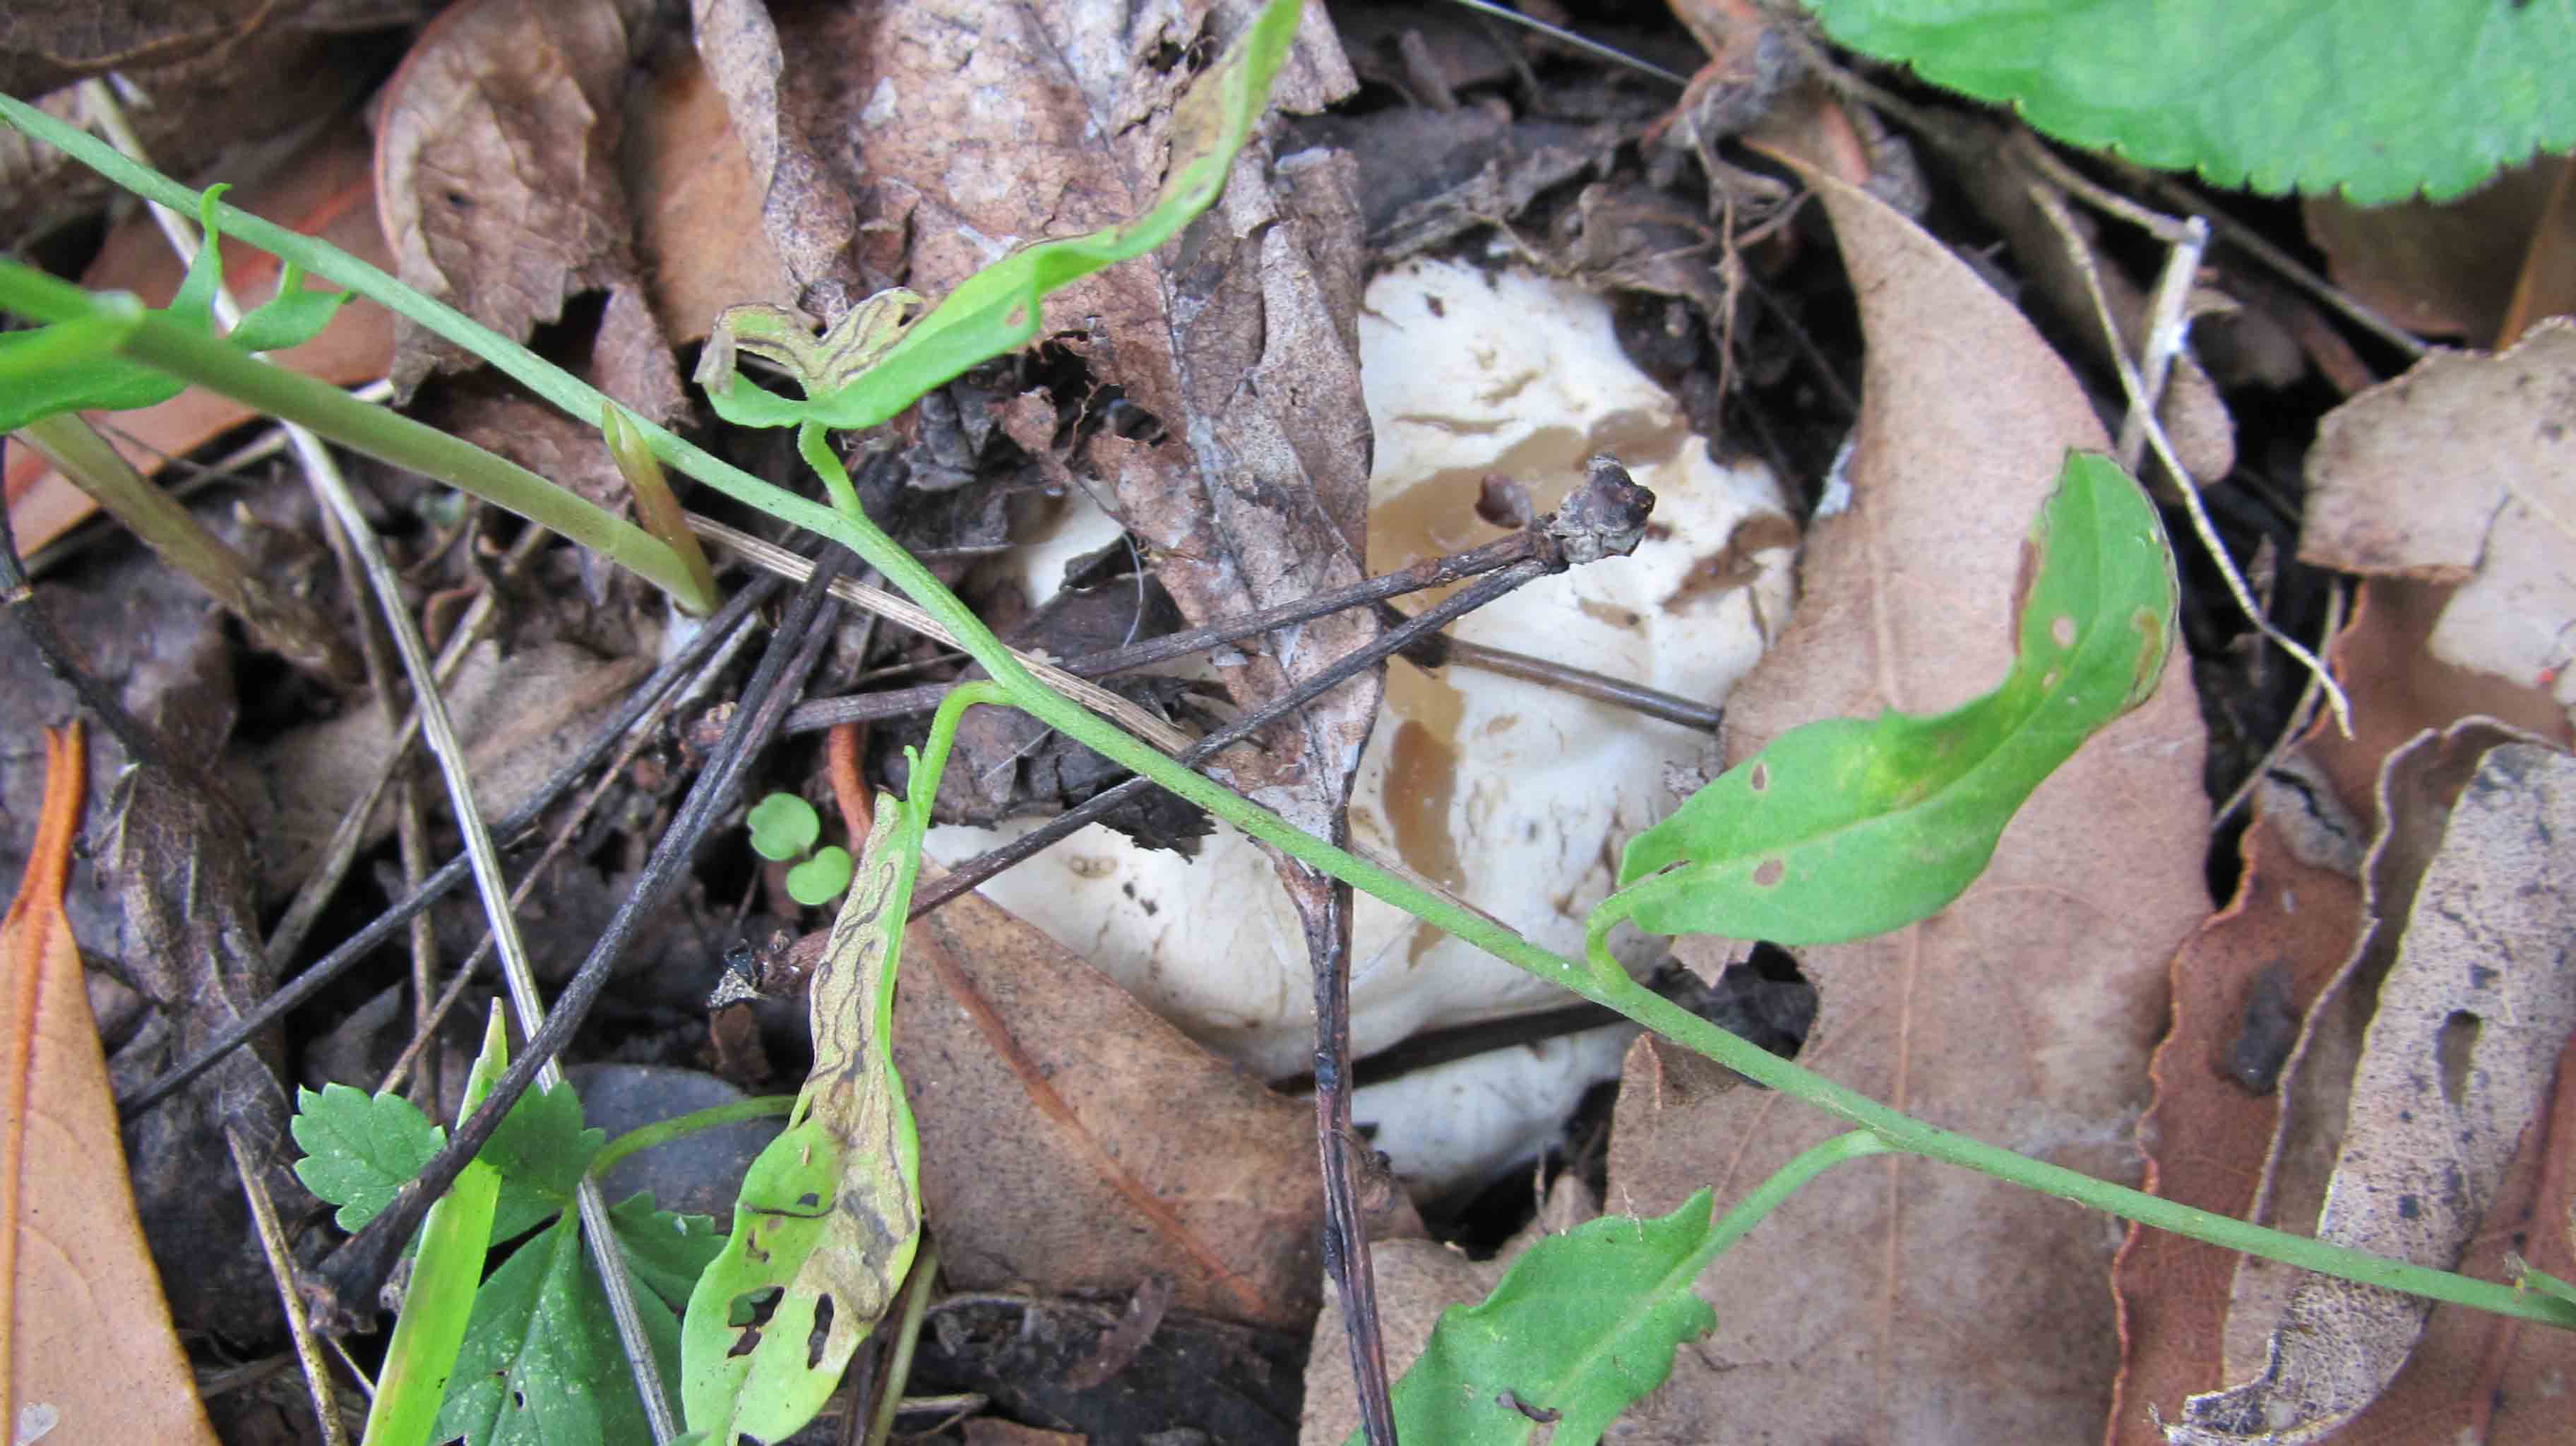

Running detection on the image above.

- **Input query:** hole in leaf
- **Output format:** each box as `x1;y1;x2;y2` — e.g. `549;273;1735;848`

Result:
2051;614;2077;647
1751;857;1785;888
2436;1010;2481;1106
1748;762;1770;793
808;1293;837;1370
727;1285;785;1356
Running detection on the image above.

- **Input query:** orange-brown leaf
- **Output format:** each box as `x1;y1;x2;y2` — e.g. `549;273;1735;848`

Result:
1;722;218;1442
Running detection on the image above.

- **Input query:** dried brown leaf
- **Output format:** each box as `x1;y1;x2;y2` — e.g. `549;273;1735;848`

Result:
1;724;220;1443
2168;730;2576;1442
1597;165;2210;1445
374;0;682;417
2303;155;2571;347
619;39;797;346
2108;778;2366;1446
2301;317;2576;715
896;881;1337;1331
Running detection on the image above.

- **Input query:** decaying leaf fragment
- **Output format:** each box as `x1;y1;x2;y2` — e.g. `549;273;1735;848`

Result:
2168;730;2576;1442
2301;316;2576;715
683;801;920;1442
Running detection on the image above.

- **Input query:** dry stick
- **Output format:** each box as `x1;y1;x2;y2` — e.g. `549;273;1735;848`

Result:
375;600;770;1100
1302;873;1396;1446
308;549;849;1329
266;524;550;967
2130;170;2431;362
227;1127;350;1446
2212;580;2349;830
688;513;1193;754
117;573;782;1116
779;520;1722;736
2027;181;2353;736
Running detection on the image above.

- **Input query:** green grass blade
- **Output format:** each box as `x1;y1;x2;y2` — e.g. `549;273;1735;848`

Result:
361;1005;508;1446
1593;451;2176;953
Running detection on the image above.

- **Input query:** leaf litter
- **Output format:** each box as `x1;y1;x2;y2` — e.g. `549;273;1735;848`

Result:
10;3;2576;1444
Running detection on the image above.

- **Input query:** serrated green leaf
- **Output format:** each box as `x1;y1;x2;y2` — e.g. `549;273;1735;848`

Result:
1596;452;2175;950
783;845;852;906
290;1083;443;1232
694;0;1303;432
1800;0;2576;203
430;1214;680;1446
482;1079;606;1241
744;792;821;862
1351;1190;1722;1446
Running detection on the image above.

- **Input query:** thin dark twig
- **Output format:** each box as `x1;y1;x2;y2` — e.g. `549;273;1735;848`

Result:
308;550;849;1326
1304;871;1398;1446
907;456;1659;921
782;518;1559;736
1407;628;1722;732
907;559;1549;919
117;573;784;1117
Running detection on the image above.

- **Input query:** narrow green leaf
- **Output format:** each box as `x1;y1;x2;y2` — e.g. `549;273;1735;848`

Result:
1799;0;2576;203
695;0;1303;433
1594;451;2176;952
290;1083;443;1233
1352;1190;1722;1446
363;1005;509;1446
744;792;821;862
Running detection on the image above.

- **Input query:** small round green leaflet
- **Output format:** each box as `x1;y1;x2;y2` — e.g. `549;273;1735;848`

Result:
744;792;821;863
1799;0;2576;203
1589;450;2177;958
785;846;853;907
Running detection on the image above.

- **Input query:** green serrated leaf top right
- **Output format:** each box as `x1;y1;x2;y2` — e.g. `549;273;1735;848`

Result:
1604;451;2176;948
1799;0;2576;203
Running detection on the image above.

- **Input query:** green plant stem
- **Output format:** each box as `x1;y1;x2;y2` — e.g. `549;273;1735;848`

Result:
0;261;713;614
14;93;2570;1335
1702;1131;1895;1267
590;1097;797;1182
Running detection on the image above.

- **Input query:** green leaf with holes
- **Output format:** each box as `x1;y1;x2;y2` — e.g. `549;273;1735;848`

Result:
1799;0;2576;203
1591;451;2175;952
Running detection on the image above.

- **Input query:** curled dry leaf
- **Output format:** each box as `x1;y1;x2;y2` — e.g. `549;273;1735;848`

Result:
2301;316;2576;716
1;724;220;1444
1598;165;2209;1444
375;0;684;419
2164;725;2576;1444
